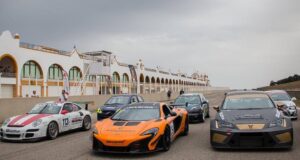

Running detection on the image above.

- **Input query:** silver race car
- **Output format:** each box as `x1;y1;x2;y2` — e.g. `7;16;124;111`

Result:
267;90;298;120
0;101;92;141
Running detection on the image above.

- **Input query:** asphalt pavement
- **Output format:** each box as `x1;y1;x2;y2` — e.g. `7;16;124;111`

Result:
1;91;300;160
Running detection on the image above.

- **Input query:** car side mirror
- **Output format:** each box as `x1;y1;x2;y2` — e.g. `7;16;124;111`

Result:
170;111;177;117
213;106;220;112
291;97;297;101
61;110;68;115
185;102;189;107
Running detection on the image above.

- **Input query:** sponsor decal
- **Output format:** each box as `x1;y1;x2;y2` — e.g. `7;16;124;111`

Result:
71;117;83;123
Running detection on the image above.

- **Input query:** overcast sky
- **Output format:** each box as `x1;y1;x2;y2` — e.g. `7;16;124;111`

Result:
1;0;299;89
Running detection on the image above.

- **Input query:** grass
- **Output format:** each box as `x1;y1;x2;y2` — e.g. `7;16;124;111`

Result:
258;80;300;91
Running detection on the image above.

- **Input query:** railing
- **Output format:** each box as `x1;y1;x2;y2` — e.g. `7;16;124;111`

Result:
0;72;16;78
20;42;69;55
145;68;156;72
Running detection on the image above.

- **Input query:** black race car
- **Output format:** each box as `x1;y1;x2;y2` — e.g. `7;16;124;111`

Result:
172;93;209;122
210;91;293;149
97;95;144;120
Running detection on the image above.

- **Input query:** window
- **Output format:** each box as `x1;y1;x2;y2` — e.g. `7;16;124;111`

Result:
162;105;171;117
71;104;81;111
63;103;74;112
69;67;81;81
48;64;63;80
21;61;42;79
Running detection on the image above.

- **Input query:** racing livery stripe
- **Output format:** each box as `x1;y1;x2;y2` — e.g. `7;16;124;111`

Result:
8;114;28;126
21;114;51;126
14;114;37;125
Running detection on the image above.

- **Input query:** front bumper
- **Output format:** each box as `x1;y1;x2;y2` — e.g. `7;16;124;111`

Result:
283;109;298;119
0;126;45;141
188;112;201;122
210;126;293;149
92;134;160;154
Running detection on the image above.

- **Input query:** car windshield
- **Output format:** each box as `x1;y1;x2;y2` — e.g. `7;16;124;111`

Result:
106;96;130;105
111;106;160;121
223;94;275;110
28;103;62;114
269;93;291;101
174;95;200;104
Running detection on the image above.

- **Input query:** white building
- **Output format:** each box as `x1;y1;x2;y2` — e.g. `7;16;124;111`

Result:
0;31;209;98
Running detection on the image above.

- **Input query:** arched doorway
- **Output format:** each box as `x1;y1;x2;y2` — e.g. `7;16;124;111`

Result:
151;77;155;93
0;54;18;98
145;76;150;93
122;73;129;94
69;66;82;96
21;60;43;97
139;74;144;94
112;72;120;94
47;64;64;97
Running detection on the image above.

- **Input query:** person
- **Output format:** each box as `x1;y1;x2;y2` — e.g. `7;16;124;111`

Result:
59;89;68;102
31;90;39;98
167;89;172;100
180;89;184;95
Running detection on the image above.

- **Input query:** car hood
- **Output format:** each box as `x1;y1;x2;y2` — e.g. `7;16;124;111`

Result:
7;114;52;127
101;104;127;111
98;119;158;138
218;108;280;124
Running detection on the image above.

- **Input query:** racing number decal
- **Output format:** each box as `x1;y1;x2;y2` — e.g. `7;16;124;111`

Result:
63;118;69;126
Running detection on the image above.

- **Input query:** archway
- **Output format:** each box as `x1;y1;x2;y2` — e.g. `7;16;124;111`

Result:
0;54;18;97
21;60;44;97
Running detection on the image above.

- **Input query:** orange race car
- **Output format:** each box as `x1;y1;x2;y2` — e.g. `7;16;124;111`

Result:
92;102;189;153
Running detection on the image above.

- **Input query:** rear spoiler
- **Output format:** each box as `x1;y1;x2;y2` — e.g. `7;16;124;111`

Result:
73;101;94;110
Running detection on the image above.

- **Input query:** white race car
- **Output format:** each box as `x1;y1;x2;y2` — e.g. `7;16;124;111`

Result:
0;101;92;141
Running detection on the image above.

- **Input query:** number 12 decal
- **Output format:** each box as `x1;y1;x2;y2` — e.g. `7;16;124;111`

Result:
63;118;69;126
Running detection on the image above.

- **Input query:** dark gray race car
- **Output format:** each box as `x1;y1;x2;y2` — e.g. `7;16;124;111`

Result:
210;91;293;149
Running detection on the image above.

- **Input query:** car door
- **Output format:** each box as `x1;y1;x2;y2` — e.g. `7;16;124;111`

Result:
162;105;177;141
70;103;84;129
60;103;73;132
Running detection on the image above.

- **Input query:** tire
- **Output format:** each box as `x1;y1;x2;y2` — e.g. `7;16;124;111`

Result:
82;116;91;131
162;126;171;151
199;110;206;123
47;121;59;140
182;117;189;136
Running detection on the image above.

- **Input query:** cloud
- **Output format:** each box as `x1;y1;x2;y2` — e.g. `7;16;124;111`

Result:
1;0;299;88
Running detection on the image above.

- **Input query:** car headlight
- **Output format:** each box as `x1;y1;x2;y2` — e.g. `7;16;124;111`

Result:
141;128;159;136
216;120;234;128
97;108;102;113
269;118;286;128
32;119;42;127
92;127;99;135
2;118;11;126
